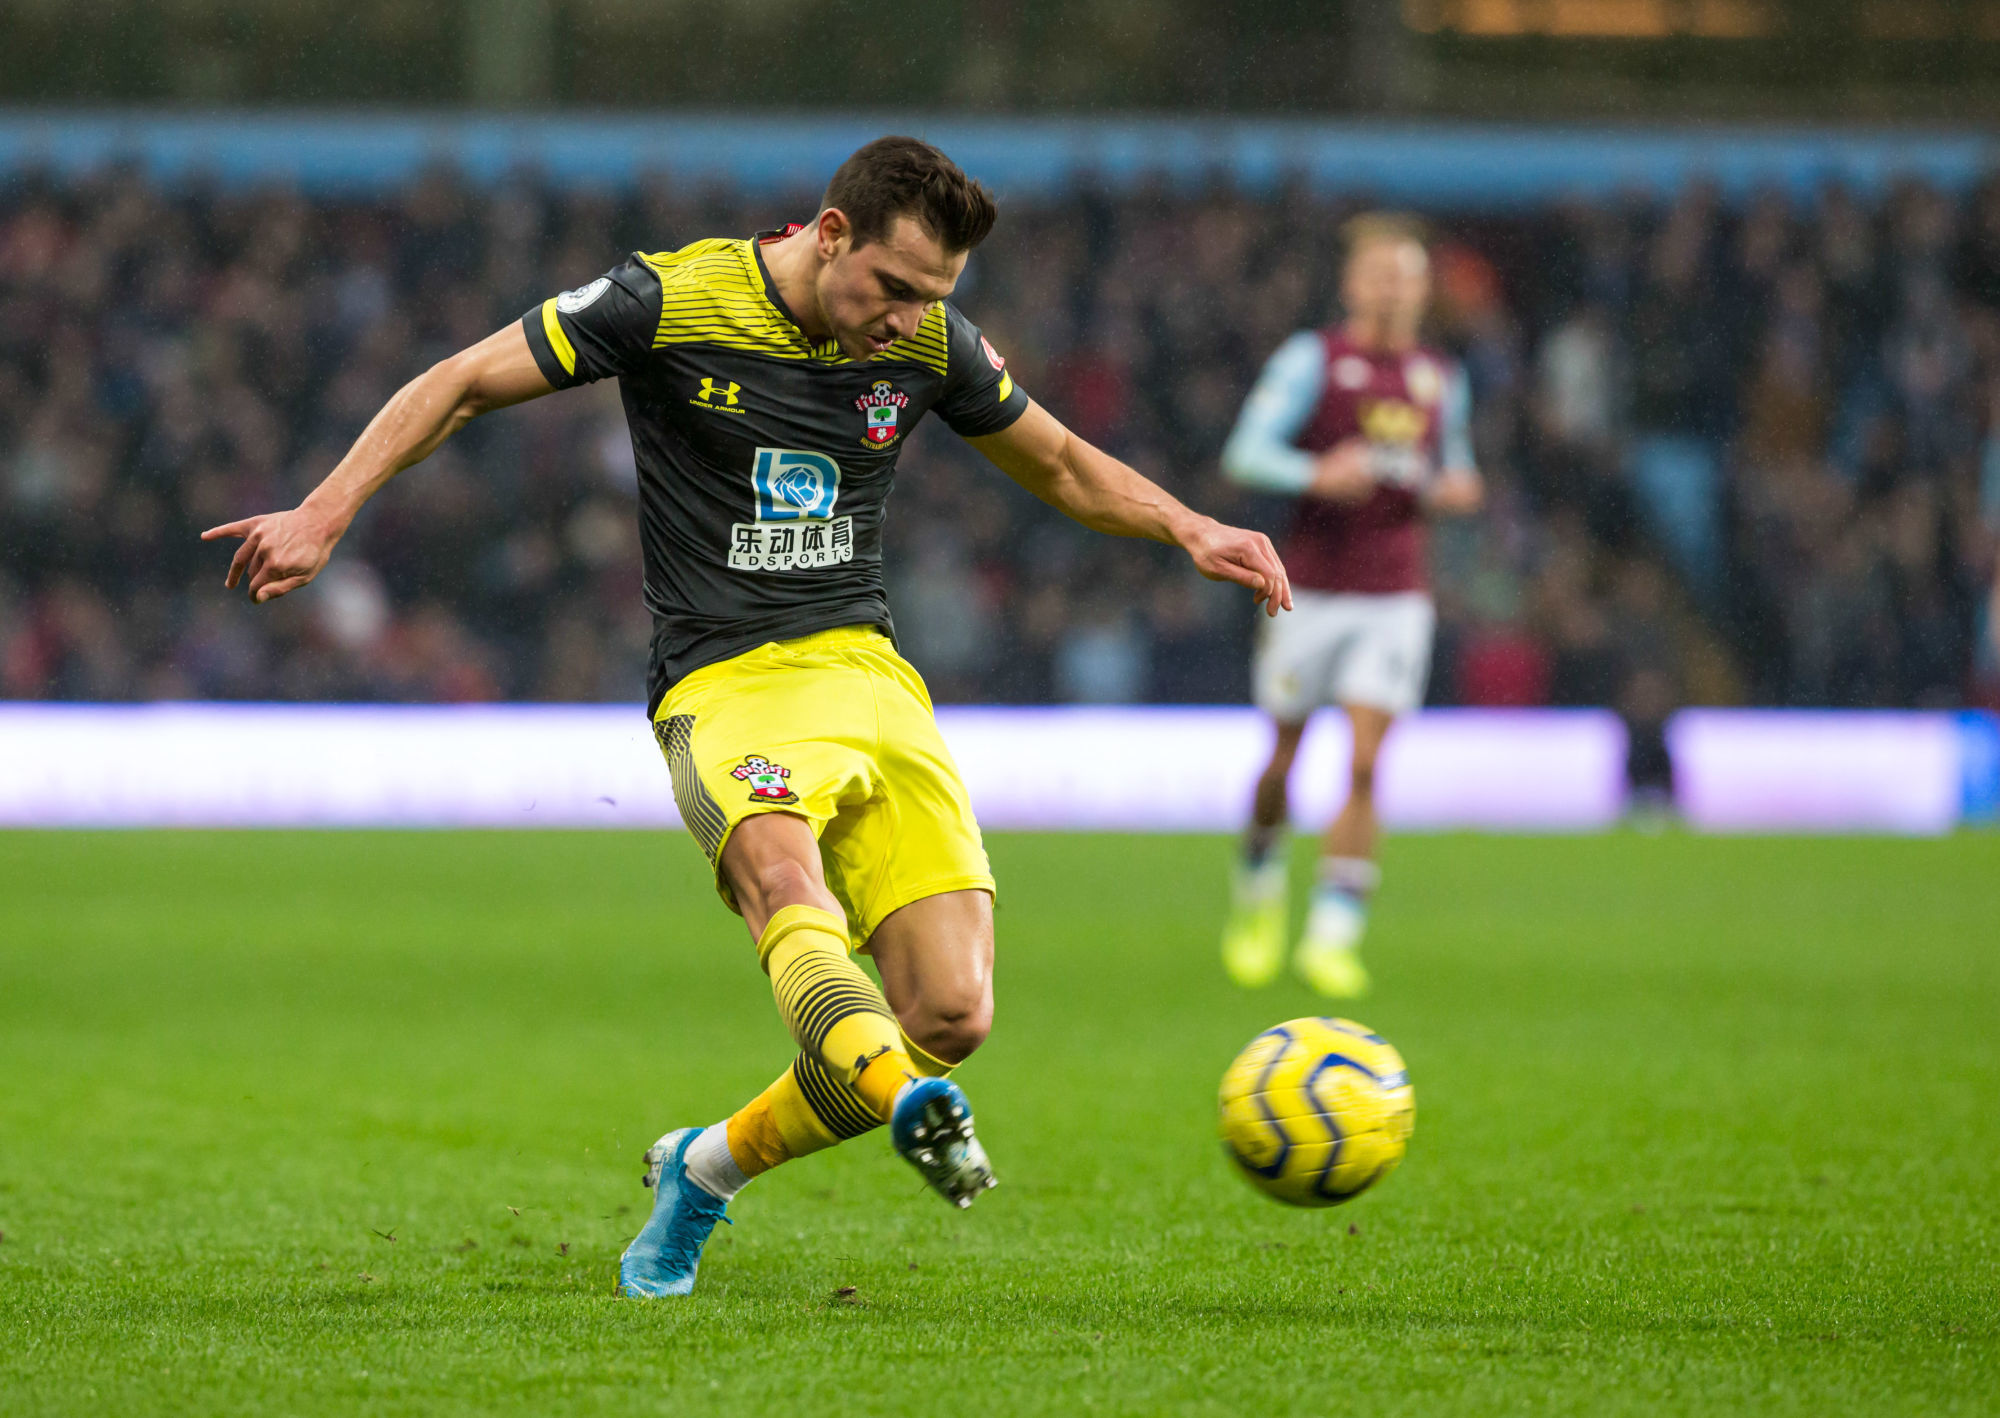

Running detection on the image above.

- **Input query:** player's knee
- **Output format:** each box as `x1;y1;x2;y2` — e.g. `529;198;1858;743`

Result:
911;1003;991;1065
907;976;993;1063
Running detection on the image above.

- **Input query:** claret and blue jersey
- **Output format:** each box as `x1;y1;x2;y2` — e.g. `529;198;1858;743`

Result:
1222;328;1475;595
521;229;1028;712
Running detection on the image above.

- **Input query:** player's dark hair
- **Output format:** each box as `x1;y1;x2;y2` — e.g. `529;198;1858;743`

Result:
823;137;998;254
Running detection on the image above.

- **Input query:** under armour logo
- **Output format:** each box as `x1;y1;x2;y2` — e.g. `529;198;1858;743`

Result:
695;378;741;406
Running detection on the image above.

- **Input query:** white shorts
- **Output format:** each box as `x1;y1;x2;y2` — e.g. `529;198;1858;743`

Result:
1253;590;1435;721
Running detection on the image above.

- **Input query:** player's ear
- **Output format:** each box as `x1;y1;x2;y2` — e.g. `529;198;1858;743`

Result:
815;209;850;258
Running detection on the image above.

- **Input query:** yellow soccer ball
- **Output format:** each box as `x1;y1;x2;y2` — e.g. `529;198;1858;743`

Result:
1218;1017;1415;1207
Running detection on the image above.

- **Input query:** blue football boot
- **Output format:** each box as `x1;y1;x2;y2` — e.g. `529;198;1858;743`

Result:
890;1077;997;1209
617;1127;730;1297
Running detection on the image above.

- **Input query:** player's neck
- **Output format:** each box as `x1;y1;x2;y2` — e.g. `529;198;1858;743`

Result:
761;227;835;343
1342;315;1418;354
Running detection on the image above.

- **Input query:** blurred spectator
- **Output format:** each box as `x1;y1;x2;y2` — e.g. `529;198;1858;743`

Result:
1625;186;1730;607
0;162;1996;717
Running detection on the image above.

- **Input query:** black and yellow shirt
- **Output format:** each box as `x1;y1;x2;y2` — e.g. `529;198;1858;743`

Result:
520;232;1029;712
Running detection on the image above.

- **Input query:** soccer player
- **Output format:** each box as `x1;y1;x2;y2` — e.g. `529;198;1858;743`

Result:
203;138;1290;1296
1217;213;1482;998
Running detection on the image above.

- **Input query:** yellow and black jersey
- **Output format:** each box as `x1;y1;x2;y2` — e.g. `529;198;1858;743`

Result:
520;230;1029;712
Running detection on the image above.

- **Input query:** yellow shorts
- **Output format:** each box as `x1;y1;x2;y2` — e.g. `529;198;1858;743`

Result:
652;625;994;949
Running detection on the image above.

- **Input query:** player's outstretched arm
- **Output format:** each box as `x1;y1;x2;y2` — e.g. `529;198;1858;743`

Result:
201;324;554;604
969;399;1293;617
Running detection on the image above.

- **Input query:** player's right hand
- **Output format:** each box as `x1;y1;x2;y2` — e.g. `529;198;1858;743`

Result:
1307;439;1376;503
201;504;346;604
1178;516;1293;618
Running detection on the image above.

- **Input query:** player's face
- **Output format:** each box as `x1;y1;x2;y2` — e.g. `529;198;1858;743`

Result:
1343;238;1430;335
818;213;966;361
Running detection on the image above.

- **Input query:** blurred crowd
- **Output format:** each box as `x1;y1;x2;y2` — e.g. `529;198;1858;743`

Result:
3;161;2000;716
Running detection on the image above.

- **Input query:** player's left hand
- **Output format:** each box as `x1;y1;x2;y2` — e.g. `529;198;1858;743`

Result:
1179;516;1293;617
1423;470;1484;516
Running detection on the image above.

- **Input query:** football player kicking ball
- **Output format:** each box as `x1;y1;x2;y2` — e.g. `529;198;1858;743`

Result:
1218;213;1482;998
203;137;1289;1296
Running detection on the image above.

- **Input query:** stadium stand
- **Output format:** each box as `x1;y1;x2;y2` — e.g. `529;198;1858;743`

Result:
2;163;1998;717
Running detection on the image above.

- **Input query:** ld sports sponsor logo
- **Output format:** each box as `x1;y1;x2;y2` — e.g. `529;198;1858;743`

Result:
730;447;854;572
855;380;909;447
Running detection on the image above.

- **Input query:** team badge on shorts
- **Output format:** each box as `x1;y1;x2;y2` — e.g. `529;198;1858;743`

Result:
855;380;909;448
731;755;800;804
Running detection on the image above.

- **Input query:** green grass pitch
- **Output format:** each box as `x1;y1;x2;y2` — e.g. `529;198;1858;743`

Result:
1;829;1995;1416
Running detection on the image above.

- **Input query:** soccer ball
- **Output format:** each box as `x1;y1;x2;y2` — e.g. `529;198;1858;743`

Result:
1218;1017;1414;1207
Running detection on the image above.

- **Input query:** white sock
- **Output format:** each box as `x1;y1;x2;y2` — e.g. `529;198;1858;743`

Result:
1304;889;1366;951
681;1122;750;1201
1234;855;1287;905
1317;855;1380;902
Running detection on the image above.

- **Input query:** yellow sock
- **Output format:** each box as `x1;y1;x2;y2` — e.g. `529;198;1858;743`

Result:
722;1028;961;1181
726;1064;836;1178
761;905;914;1124
900;1028;957;1078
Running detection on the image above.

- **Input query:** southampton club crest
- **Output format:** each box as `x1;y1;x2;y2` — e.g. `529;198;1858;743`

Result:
855;379;910;448
731;755;799;804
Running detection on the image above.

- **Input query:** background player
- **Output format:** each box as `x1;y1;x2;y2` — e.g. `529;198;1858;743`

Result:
203;137;1290;1297
1217;213;1483;998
